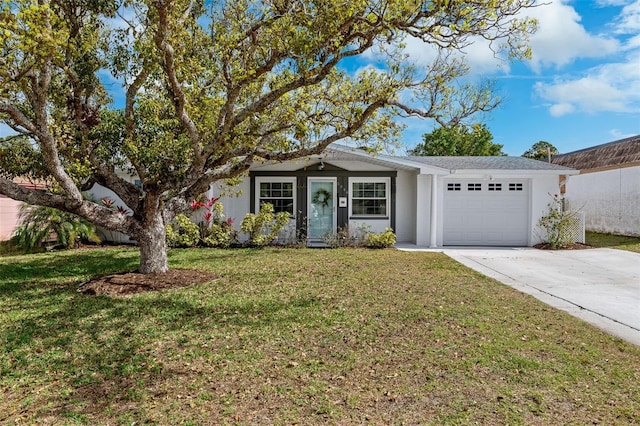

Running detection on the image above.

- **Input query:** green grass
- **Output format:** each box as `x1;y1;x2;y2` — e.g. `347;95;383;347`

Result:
586;231;640;253
2;247;640;424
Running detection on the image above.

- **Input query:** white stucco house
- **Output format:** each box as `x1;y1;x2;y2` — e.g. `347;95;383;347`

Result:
205;145;578;247
552;135;640;237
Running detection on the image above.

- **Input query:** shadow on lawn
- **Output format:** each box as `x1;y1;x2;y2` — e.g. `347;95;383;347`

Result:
1;250;323;420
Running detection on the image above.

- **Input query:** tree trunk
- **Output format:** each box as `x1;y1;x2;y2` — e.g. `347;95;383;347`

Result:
137;211;169;274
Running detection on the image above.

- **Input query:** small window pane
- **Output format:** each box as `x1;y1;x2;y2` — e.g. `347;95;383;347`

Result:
468;183;482;191
258;180;294;214
351;180;387;216
447;183;461;191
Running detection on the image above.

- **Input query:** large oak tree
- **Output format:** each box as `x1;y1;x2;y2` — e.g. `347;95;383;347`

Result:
0;0;536;273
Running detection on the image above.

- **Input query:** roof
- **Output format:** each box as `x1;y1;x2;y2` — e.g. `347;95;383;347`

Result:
403;155;576;172
551;135;640;171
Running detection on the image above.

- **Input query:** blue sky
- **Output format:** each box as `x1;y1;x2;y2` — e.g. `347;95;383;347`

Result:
2;0;638;157
397;0;640;155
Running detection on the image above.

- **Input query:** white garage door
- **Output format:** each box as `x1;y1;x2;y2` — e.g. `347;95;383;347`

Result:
443;179;529;246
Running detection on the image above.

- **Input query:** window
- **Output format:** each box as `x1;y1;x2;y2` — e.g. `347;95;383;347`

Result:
256;178;296;215
509;183;523;191
350;178;389;217
447;183;461;191
488;183;502;191
468;183;482;191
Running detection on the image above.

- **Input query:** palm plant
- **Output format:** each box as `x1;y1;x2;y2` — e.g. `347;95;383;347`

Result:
12;205;101;251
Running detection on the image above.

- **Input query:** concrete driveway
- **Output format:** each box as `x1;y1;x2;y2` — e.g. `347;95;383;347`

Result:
398;245;640;346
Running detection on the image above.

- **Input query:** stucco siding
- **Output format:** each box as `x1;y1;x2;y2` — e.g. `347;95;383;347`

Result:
0;195;23;241
393;170;417;243
529;175;565;245
565;166;640;236
209;179;252;242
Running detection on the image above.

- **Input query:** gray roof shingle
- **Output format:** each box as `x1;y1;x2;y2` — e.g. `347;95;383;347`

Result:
404;156;576;171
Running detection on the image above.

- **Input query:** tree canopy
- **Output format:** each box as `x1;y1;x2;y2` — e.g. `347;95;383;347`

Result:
522;141;559;161
409;123;505;156
0;0;537;273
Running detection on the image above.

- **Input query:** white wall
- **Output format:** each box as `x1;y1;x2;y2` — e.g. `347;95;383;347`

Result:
394;170;417;243
565;166;640;236
415;174;432;246
0;195;22;240
209;178;252;242
530;175;565;245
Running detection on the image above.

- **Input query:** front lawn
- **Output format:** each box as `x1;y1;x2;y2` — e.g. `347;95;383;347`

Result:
586;231;640;253
1;247;639;424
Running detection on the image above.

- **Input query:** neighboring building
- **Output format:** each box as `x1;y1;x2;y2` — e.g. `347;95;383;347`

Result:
552;136;640;237
0;193;22;240
0;179;46;241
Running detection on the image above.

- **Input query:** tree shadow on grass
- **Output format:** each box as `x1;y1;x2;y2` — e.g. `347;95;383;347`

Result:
0;252;324;422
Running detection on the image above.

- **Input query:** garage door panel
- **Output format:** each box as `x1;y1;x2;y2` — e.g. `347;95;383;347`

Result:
443;179;529;246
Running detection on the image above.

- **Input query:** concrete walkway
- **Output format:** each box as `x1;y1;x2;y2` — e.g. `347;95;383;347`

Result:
396;245;640;346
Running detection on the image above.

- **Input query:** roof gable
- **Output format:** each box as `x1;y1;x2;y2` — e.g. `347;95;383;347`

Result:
551;135;640;171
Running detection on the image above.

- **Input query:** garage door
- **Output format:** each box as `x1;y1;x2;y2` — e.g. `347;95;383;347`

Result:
443;179;529;246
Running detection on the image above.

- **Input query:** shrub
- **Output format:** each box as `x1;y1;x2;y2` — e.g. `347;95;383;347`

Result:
166;214;201;248
366;227;396;248
537;194;580;249
12;205;101;251
240;203;290;247
322;224;370;248
166;197;238;248
198;199;238;248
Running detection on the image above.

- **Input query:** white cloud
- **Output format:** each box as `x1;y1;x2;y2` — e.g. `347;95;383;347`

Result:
609;128;637;139
534;51;640;116
614;0;640;34
548;103;575;117
365;33;508;80
529;1;640;117
525;0;620;72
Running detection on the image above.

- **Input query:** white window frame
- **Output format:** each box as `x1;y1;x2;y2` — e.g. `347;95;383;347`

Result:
348;177;390;218
255;177;297;216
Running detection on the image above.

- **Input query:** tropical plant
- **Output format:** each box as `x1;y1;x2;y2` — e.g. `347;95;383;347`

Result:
240;203;291;247
366;227;397;248
166;197;237;248
12;205;100;251
165;214;201;248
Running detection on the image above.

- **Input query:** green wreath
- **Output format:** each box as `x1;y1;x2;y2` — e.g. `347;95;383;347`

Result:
312;188;332;213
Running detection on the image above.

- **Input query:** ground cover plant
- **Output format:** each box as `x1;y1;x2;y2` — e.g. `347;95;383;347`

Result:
1;248;640;424
586;231;640;254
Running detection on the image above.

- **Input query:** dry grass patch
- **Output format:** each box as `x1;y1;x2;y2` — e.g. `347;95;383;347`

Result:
1;247;639;424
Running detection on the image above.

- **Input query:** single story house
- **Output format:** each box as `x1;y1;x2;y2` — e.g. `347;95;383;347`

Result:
2;145;578;247
209;145;578;247
551;135;640;237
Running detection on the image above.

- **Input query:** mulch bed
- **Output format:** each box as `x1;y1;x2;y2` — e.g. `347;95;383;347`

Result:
533;242;593;250
78;268;218;297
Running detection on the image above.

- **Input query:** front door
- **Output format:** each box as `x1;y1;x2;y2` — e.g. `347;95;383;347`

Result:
308;178;337;241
